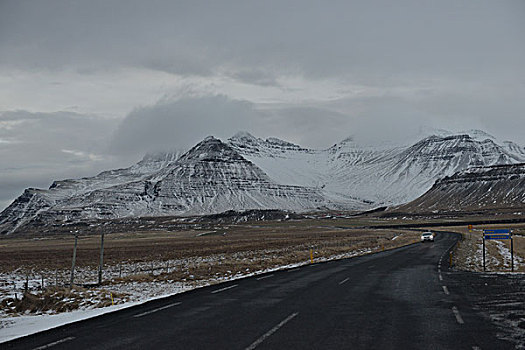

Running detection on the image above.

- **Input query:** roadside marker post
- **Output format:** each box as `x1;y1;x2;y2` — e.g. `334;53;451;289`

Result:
98;231;105;285
482;233;486;272
310;248;313;264
70;232;79;289
482;229;513;272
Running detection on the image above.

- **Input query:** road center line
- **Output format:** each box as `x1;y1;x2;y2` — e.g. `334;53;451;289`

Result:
33;336;76;350
339;277;350;285
245;312;299;350
439;274;443;281
452;306;464;324
256;274;274;280
211;284;238;294
442;286;450;295
133;302;182;318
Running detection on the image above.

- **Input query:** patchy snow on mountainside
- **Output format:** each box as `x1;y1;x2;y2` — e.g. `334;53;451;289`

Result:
395;163;525;212
230;131;525;207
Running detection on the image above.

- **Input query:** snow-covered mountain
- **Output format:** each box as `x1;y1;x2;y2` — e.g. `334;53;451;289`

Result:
1;130;524;235
0;137;365;234
228;131;525;205
394;163;525;212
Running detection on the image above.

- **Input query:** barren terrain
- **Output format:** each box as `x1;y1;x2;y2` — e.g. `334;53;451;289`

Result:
0;218;420;317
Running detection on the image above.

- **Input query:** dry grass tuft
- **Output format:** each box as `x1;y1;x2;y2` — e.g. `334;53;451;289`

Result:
1;287;127;315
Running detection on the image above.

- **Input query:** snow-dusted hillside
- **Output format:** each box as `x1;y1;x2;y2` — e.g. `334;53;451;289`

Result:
394;163;525;212
1;130;524;235
229;131;525;206
0;137;367;234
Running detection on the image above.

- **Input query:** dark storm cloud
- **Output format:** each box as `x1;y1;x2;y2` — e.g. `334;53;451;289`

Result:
1;0;524;82
110;95;259;155
110;95;370;153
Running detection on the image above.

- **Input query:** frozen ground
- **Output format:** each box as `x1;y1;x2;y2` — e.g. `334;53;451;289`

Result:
455;230;525;272
453;230;525;348
464;273;525;349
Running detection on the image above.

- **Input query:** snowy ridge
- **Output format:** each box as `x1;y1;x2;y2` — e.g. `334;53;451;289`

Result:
395;163;525;212
229;131;525;206
1;130;524;234
0;138;364;234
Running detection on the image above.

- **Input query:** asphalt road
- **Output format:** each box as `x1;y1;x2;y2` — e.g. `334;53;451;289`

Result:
4;231;514;349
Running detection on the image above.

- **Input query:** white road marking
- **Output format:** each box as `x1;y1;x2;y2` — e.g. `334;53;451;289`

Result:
339;277;350;285
287;268;299;273
367;265;375;269
256;274;274;281
133;302;182;318
439;274;443;281
245;312;299;350
472;346;481;350
452;306;464;324
438;268;441;273
211;284;238;294
33;337;75;350
442;286;450;295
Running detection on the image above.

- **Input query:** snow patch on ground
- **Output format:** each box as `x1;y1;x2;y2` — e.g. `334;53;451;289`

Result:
494;240;524;269
0;249;374;344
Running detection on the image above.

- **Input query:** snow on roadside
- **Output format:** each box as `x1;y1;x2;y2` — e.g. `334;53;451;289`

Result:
494;240;524;269
457;233;525;272
0;249;375;344
461;237;484;270
0;300;147;344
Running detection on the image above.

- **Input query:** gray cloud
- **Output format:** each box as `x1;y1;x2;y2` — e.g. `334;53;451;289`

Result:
110;95;259;154
0;110;130;210
1;0;524;83
110;95;366;152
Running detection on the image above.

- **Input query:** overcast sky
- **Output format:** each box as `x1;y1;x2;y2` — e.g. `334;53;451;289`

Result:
1;0;524;210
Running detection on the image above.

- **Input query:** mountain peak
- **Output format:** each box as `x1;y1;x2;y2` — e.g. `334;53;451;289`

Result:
179;136;246;163
231;131;258;141
458;129;496;141
265;137;301;148
418;127;497;142
203;135;219;142
140;149;184;164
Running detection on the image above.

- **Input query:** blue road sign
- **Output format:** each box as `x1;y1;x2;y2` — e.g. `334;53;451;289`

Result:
484;229;511;240
484;235;511;240
482;228;514;272
484;229;510;234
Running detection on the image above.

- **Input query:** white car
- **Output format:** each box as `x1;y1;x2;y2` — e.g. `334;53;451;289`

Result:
420;231;434;242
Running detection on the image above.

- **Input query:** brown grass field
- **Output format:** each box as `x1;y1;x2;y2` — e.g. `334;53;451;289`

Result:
0;221;421;274
1;214;523;315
